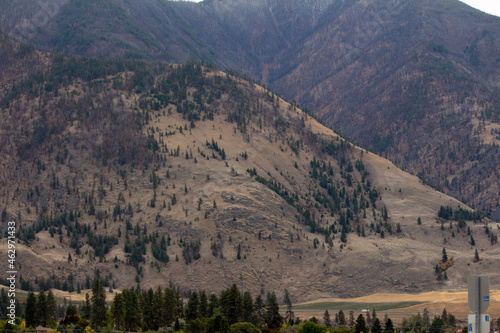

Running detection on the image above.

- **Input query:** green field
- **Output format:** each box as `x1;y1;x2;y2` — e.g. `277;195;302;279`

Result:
285;301;422;312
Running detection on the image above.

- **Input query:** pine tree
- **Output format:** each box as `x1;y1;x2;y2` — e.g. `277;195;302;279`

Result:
283;289;294;324
46;290;57;327
338;309;346;326
185;291;199;322
91;279;107;329
82;293;91;319
254;294;265;325
152;287;164;329
349;311;355;327
355;314;367;333
385;318;394;333
242;291;254;323
423;308;431;331
123;288;140;331
66;305;77;317
112;293;125;330
324;310;332;327
140;288;154;329
372;317;382;333
25;292;37;328
199;290;208;319
163;288;176;326
441;309;448;325
207;293;219;318
474;249;480;262
226;284;241;325
265;293;282;329
430;316;445;333
35;290;47;327
442;247;448;263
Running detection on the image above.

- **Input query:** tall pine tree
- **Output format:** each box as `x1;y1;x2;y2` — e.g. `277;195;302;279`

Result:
25;292;37;328
112;293;125;331
46;290;57;327
91;279;107;329
265;293;282;329
35;290;47;327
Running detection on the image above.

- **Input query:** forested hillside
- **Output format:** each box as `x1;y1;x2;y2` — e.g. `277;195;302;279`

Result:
0;57;498;303
0;0;498;219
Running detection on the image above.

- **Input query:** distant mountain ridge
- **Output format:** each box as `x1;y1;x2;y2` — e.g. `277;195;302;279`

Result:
0;0;499;218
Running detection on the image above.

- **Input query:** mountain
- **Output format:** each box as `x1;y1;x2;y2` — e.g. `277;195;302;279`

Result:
0;0;498;221
0;56;498;300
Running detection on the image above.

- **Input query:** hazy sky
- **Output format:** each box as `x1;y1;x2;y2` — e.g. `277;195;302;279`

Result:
459;0;500;17
181;0;500;17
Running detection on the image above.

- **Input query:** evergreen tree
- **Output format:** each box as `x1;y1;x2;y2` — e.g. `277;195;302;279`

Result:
112;293;125;330
163;288;176;326
226;284;241;325
207;293;219;318
46;290;57;327
265;293;282;329
175;290;184;319
25;291;37;328
141;288;155;329
474;249;480;262
447;313;456;329
82;293;91;319
372;317;382;333
254;294;265;326
208;314;229;333
441;309;450;326
430;316;446;333
338;309;346;326
423;308;431;331
284;289;294;324
185;291;199;322
442;248;448;263
199;290;208;318
123;288;140;331
152;287;164;329
355;314;367;333
385;318;394;333
35;290;48;327
91;279;107;329
323;310;331;327
242;291;254;323
66;305;77;316
349;311;355;327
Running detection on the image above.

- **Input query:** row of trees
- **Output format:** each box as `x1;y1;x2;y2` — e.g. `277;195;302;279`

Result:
7;280;497;333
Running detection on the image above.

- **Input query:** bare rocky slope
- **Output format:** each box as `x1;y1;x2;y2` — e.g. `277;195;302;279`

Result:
0;55;498;300
0;0;498;220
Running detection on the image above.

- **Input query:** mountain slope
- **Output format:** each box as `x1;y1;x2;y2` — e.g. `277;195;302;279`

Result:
0;59;498;300
0;0;498;219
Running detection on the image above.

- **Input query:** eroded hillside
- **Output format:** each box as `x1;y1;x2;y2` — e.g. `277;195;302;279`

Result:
0;60;498;300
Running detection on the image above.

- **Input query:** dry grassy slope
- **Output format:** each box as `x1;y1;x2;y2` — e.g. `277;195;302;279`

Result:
0;68;498;302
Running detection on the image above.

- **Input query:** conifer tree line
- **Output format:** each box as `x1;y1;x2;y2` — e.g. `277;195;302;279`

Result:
5;281;498;333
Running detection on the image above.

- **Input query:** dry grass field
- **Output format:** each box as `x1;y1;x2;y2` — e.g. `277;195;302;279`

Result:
294;290;500;325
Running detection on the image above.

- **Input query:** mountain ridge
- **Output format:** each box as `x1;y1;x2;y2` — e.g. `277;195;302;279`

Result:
0;53;498;299
1;0;498;217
